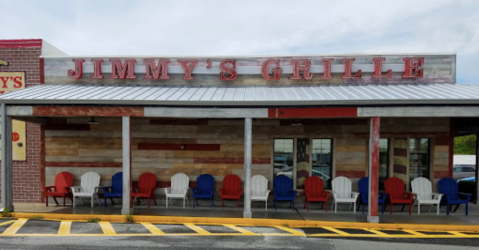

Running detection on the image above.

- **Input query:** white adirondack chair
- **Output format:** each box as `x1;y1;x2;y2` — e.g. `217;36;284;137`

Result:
331;177;359;213
70;172;101;208
411;177;443;215
251;175;271;210
163;173;189;208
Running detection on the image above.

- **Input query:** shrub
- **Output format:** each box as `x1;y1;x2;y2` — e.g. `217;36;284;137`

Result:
87;218;101;223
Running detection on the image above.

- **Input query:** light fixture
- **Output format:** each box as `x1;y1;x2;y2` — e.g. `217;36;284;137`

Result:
87;116;99;125
290;119;302;126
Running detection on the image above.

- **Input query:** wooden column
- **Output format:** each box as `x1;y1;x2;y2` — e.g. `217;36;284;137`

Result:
1;103;13;212
121;116;133;215
243;117;252;218
368;117;380;223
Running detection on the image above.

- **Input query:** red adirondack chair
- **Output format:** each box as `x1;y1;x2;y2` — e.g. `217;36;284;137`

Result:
304;176;330;212
131;173;157;208
43;172;74;207
219;174;242;207
384;177;414;214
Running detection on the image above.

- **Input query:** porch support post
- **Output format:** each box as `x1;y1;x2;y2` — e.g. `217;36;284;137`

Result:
1;103;14;212
243;117;252;218
475;134;479;204
121;116;133;215
368;117;380;223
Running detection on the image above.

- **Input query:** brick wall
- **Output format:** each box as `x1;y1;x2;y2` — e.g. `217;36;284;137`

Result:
0;39;44;203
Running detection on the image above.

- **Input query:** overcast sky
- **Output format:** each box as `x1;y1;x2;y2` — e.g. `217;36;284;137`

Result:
1;0;478;83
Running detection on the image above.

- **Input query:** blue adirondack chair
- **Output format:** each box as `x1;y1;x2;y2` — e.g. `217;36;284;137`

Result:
191;174;216;208
438;177;471;215
357;177;387;214
102;172;122;207
273;175;297;211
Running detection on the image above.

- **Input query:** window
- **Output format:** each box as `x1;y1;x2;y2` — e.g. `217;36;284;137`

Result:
273;139;294;180
312;139;332;189
409;138;430;183
379;139;389;190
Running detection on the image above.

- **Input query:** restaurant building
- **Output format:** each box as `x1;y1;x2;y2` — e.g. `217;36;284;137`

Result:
1;38;478;223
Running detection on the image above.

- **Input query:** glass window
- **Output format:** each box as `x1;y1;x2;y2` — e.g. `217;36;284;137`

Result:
379;139;389;190
312;139;332;189
409;138;430;184
273;139;294;180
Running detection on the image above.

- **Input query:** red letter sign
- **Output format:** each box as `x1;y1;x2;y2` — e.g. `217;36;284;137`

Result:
219;59;237;81
290;59;313;80
372;57;392;78
91;59;104;79
342;58;362;79
321;58;334;79
402;57;424;78
68;59;85;79
110;59;137;79
262;59;282;81
178;59;198;80
144;59;171;80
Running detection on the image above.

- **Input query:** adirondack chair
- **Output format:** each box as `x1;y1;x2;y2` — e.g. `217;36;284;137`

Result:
163;173;190;208
70;172;101;208
384;177;414;214
411;177;443;215
43;172;74;207
251;175;270;210
131;173;157;208
304;176;330;212
102;172;122;207
438;177;471;215
219;174;243;207
273;175;297;211
357;177;387;214
191;174;216;208
331;176;359;213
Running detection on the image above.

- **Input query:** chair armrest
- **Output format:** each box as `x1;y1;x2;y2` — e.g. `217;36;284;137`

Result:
459;193;472;201
190;187;197;194
351;191;359;199
405;192;414;200
210;188;216;196
70;186;82;194
101;186;112;194
323;190;331;199
163;187;171;195
432;192;444;200
265;190;271;197
291;190;298;197
379;192;387;201
94;186;102;193
43;186;55;193
219;188;225;195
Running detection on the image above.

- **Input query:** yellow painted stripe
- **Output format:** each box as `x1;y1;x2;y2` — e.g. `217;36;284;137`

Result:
141;222;164;235
0;220;15;227
364;228;389;236
3;218;28;235
58;221;72;235
447;231;468;237
224;224;257;235
403;230;426;236
275;226;305;236
323;227;350;236
184;223;211;235
98;222;116;235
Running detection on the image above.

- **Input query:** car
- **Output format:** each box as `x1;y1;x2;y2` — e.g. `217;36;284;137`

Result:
457;176;475;183
453;164;476;181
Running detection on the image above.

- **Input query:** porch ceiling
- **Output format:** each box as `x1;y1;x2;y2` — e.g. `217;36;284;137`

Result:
1;83;479;106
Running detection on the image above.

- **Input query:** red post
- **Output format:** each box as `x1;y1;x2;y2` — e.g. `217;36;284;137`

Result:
368;117;380;222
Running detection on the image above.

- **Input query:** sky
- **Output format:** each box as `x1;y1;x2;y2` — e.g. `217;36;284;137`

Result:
1;0;478;83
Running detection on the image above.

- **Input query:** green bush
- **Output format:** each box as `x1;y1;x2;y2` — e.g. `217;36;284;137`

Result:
87;218;101;223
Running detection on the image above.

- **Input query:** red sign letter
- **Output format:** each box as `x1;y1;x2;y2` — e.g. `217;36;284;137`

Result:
178;59;198;80
262;59;282;81
342;58;362;79
219;59;237;81
68;59;85;79
372;57;392;79
402;57;424;78
290;59;313;80
91;59;104;79
13;77;22;88
144;59;171;80
110;59;137;79
321;58;334;79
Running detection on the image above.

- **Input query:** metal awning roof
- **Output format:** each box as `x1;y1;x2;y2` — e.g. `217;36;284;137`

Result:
1;83;479;106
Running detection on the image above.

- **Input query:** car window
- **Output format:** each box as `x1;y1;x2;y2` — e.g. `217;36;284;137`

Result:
463;167;475;172
453;167;461;172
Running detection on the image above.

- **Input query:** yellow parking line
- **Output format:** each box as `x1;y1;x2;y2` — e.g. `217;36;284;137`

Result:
3;218;28;235
447;231;468;237
322;227;350;236
141;222;165;235
364;228;390;236
98;222;116;235
184;223;211;235
224;224;257;235
58;221;72;235
275;226;305;236
0;220;15;227
403;230;426;236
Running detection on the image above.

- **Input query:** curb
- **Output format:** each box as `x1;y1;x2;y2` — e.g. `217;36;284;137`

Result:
11;212;479;232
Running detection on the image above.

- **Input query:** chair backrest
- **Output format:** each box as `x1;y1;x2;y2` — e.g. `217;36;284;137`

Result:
411;177;432;200
385;177;405;200
196;174;215;194
304;176;324;197
138;173;157;194
273;175;293;196
222;174;241;195
111;172;123;194
80;172;101;193
358;177;369;201
332;176;352;198
251;175;268;196
171;173;189;194
55;172;74;193
438;177;459;200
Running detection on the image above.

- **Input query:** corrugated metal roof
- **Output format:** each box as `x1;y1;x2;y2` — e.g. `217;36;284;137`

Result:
1;83;479;106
